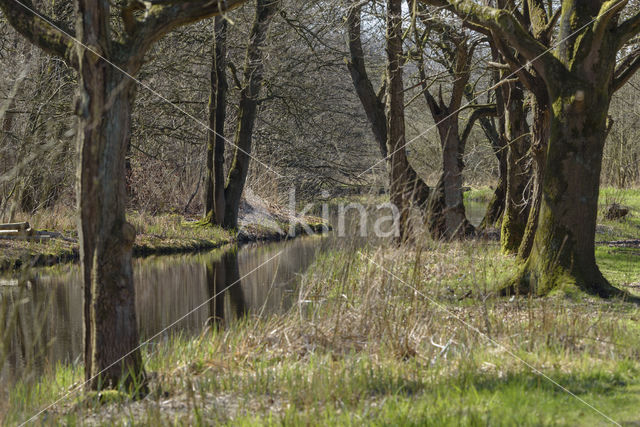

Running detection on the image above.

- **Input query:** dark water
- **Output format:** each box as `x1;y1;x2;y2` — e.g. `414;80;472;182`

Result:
0;200;486;386
0;236;327;385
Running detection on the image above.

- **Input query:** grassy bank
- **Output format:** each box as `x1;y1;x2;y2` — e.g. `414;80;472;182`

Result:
0;212;234;272
4;236;640;425
0;209;327;273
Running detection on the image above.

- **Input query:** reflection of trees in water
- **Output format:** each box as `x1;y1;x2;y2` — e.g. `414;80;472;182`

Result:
206;248;247;329
238;238;321;315
0;281;67;384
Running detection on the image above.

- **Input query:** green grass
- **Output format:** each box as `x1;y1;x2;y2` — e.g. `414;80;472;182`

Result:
596;246;640;288
464;186;495;203
4;235;640;425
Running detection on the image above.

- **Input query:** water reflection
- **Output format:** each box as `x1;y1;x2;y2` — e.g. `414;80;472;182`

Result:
207;248;246;328
0;236;324;386
465;200;487;228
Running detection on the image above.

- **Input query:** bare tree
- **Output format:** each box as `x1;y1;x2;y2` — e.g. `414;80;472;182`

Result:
348;0;431;241
203;0;279;229
411;8;496;238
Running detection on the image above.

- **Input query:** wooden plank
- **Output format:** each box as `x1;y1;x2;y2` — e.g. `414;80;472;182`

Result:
0;222;30;231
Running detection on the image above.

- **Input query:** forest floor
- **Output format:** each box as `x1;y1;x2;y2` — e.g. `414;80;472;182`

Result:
0;193;327;273
3;187;640;425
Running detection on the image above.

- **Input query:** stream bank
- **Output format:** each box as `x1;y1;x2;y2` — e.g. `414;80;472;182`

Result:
0;197;328;273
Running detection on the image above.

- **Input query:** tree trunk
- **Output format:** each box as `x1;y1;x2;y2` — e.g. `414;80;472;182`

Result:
500;81;530;253
480;152;506;229
425;175;446;236
426;118;474;239
76;60;145;390
440;119;474;238
517;95;548;259
477;68;506;230
204;17;228;226
385;0;416;242
346;1;387;158
510;88;618;296
222;0;277;230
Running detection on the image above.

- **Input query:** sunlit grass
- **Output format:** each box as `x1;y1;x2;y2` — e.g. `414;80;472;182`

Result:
463;186;494;203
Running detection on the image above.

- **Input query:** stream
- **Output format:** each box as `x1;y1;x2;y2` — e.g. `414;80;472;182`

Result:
0;200;486;386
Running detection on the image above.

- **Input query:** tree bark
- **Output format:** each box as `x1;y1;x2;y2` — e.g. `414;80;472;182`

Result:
204;17;228;226
75;62;145;389
385;0;417;242
428;117;474;238
500;80;530;253
480;165;506;229
517;95;549;259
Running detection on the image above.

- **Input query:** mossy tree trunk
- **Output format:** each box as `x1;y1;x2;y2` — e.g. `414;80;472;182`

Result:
514;87;614;295
500;80;530;254
509;3;633;295
0;0;247;390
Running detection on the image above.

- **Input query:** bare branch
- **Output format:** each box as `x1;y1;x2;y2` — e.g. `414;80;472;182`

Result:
345;0;388;157
0;0;77;66
418;0;565;85
617;10;640;47
461;104;497;144
592;0;629;51
126;0;247;72
613;47;640;92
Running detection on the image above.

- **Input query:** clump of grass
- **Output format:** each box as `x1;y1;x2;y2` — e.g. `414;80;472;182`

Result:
463;186;495;203
7;238;640;424
129;211;234;256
